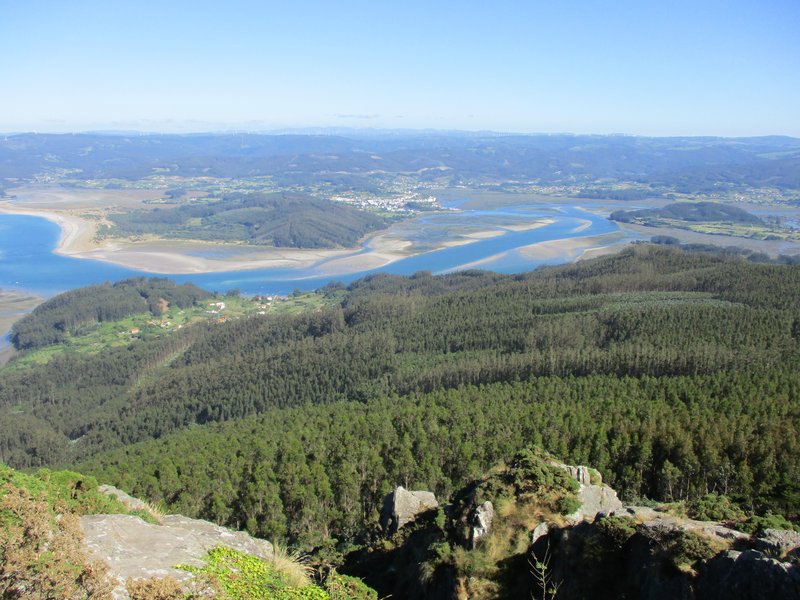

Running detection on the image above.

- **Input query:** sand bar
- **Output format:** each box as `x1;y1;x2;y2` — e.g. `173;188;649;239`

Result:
0;202;436;275
0;188;610;276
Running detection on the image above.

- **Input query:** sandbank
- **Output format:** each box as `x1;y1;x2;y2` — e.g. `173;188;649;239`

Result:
517;232;628;261
0;202;419;275
0;289;43;363
501;219;556;232
453;232;628;271
0;201;564;276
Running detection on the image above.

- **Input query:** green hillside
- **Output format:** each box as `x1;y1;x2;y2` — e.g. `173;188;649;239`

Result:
0;246;798;552
104;191;389;248
610;201;765;226
10;278;211;350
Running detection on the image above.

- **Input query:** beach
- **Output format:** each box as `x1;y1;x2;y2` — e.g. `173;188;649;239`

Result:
0;184;623;279
0;186;566;276
0;202;495;276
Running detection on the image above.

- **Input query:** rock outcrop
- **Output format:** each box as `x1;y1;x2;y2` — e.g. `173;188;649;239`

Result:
754;528;800;559
531;521;550;545
574;482;624;519
379;486;439;534
555;461;624;519
697;549;800;600
98;484;150;512
469;500;494;548
564;465;594;486
534;510;799;600
637;513;749;544
352;452;800;600
82;513;274;599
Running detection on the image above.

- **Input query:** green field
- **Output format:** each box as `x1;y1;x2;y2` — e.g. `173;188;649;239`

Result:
5;289;342;371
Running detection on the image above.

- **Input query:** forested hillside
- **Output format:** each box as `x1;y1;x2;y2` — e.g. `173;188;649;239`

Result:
10;278;210;350
1;245;799;549
610;201;765;225
105;192;389;248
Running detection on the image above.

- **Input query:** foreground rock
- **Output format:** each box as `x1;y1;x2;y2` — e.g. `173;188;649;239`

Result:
81;513;274;599
534;511;799;599
379;486;439;533
698;549;800;599
351;451;800;600
555;461;624;519
469;500;494;548
755;528;800;558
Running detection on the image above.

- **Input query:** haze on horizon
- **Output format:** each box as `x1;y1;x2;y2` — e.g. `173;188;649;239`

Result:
1;0;799;137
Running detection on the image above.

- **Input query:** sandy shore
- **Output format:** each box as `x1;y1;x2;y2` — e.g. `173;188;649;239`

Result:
0;195;618;277
0;202;424;275
518;232;628;261
502;219;556;233
455;232;628;271
0;289;43;364
0;204;100;253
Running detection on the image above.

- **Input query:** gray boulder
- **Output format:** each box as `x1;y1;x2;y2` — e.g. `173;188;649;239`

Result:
697;549;800;599
755;529;800;559
470;500;494;548
552;461;622;520
81;513;274;600
531;522;550;545
380;486;438;534
98;484;150;512
565;465;593;486
574;481;623;519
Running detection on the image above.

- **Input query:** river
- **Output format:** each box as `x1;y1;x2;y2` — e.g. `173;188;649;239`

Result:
0;202;619;298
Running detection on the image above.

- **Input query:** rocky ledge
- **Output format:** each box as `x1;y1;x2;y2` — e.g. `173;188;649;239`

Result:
81;486;274;599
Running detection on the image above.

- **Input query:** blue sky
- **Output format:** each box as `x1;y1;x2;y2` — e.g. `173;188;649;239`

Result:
1;0;798;136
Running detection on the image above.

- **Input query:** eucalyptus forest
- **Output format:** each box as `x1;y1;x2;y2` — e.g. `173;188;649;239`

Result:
1;245;798;552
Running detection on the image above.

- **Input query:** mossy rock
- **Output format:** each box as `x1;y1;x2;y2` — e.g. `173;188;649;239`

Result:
325;571;378;600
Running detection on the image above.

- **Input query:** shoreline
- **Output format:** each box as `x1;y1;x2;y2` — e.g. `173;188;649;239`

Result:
0;197;626;279
0;203;416;275
2;205;556;276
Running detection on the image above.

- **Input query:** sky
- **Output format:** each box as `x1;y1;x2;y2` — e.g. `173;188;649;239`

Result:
1;0;798;136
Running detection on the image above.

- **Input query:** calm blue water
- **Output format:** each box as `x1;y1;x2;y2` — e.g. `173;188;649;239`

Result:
0;204;618;298
0;216;146;296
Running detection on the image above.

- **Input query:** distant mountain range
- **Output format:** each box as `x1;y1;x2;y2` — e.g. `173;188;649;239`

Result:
2;132;799;191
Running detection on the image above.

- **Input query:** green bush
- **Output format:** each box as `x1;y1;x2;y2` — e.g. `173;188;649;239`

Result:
324;571;378;600
687;493;745;522
667;530;717;571
0;464;127;517
557;495;582;516
180;547;328;600
735;511;800;534
589;468;602;486
596;516;637;548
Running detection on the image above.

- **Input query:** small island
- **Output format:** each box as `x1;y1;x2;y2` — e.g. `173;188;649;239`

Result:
610;201;798;242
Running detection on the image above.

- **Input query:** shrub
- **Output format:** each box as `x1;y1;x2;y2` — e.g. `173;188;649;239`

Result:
0;485;112;599
126;576;185;599
556;495;582;516
687;493;745;522
595;516;637;548
324;571;378;600
588;468;603;486
666;530;717;572
179;546;327;600
0;464;128;517
735;511;800;535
